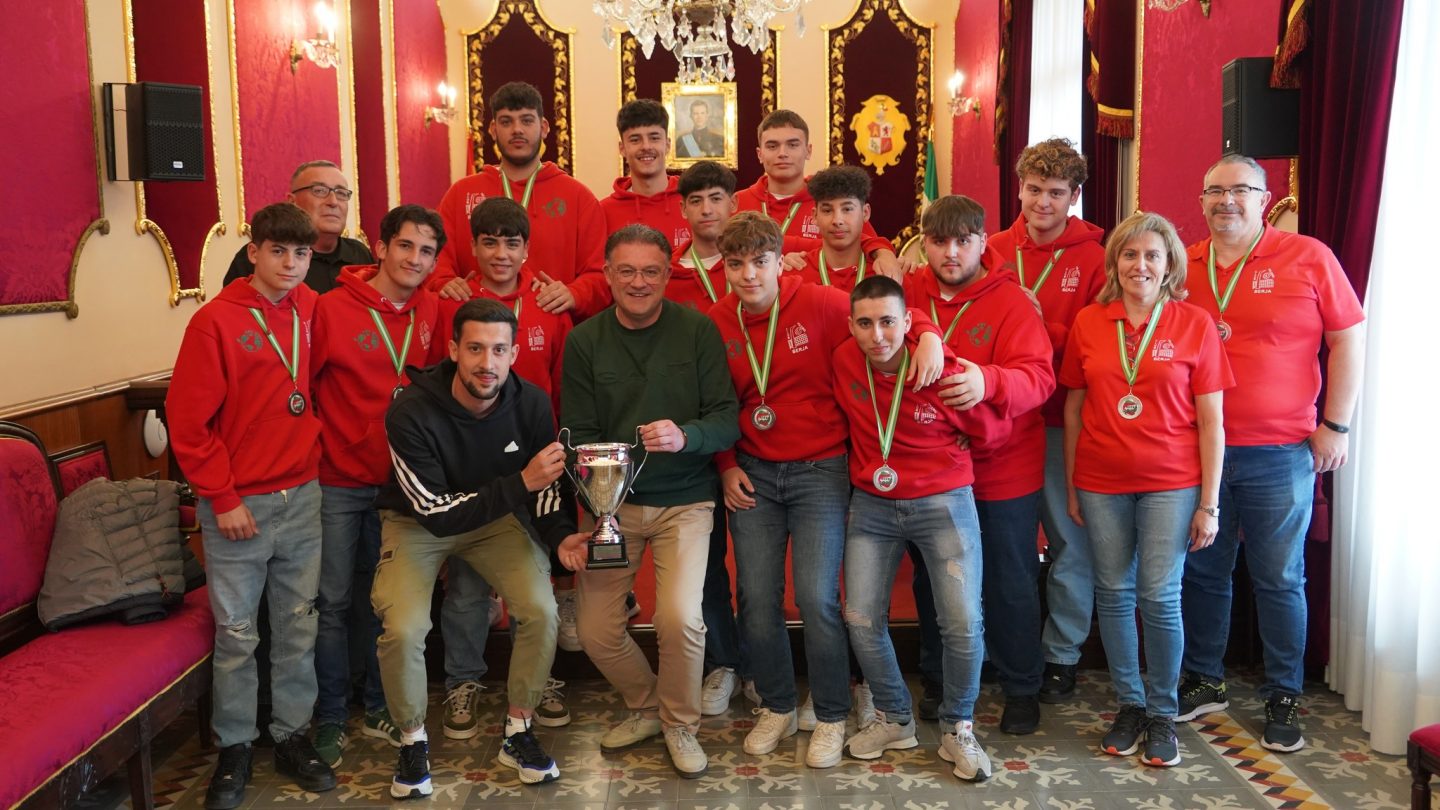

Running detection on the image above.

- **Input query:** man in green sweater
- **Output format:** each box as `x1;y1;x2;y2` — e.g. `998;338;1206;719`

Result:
557;224;740;778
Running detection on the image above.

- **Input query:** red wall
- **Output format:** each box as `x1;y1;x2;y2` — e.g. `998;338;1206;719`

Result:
950;0;1003;232
0;2;100;307
352;0;388;242
1138;1;1287;242
393;0;449;209
233;0;343;222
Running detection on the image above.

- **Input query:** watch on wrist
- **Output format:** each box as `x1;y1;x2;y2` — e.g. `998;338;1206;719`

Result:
1196;504;1219;518
1322;418;1350;434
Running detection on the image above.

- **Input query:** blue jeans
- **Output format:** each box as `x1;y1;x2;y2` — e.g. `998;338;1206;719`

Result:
702;500;749;679
908;543;943;688
1182;441;1313;698
442;557;494;689
731;452;851;723
1078;486;1197;717
315;485;385;724
199;481;322;747
845;487;984;726
1040;427;1094;665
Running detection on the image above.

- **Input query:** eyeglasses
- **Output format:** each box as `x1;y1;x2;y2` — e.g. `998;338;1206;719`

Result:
1201;184;1265;200
611;266;666;282
290;183;354;202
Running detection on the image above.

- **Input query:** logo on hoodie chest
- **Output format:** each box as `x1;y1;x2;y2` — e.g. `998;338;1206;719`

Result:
543;198;567;219
464;192;487;215
527;325;546;351
785;323;810;353
1252;267;1276;294
965;322;993;347
913;402;938;424
1152;339;1175;361
354;330;380;352
1061;265;1081;293
237;330;264;352
800;212;820;239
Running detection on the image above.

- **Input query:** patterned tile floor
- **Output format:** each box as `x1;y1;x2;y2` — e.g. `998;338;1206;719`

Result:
82;670;1426;810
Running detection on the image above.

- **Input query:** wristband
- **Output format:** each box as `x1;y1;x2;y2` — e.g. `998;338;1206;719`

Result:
1196;504;1219;518
1322;418;1350;434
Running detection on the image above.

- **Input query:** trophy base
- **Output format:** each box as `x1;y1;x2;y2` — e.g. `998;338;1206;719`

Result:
587;539;630;569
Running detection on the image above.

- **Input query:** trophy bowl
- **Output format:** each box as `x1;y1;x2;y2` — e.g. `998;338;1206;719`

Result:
559;428;646;569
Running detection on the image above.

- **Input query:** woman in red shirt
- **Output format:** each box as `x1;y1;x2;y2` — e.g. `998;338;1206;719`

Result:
1059;212;1231;767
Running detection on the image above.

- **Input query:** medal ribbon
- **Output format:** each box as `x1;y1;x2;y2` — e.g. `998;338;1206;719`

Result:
865;346;911;466
1115;300;1166;388
248;305;300;387
1205;228;1264;315
500;166;540;210
689;246;728;303
930;298;974;343
511;295;523;320
1016;247;1065;293
817;251;867;287
368;309;415;380
736;297;780;400
771;200;802;233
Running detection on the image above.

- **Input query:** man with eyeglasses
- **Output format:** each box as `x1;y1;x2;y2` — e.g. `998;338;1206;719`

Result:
556;224;739;779
1176;154;1365;754
225;161;373;295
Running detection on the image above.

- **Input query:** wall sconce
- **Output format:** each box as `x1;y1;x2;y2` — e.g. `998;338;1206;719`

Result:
948;71;981;118
291;2;340;73
424;82;458;128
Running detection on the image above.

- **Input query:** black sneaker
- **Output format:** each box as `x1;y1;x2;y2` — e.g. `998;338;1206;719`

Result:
625;590;641;619
498;725;561;784
204;744;252;810
917;678;943;722
1261;694;1306;752
1038;662;1077;704
391;740;433;799
1000;694;1041;735
273;733;337;793
1142;715;1181;766
1101;705;1147;756
1174;674;1229;722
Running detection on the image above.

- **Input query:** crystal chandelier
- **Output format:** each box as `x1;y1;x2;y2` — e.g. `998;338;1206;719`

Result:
593;0;810;84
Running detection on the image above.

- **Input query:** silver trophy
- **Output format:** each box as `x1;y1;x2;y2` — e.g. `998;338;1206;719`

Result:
558;427;647;569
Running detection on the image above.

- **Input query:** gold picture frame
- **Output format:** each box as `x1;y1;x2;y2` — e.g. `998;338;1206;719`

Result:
662;82;739;169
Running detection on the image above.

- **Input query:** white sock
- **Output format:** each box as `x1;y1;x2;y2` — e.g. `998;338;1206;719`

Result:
505;714;532;737
400;725;428;745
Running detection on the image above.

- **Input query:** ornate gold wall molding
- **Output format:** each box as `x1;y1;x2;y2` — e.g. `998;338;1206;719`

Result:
462;0;575;175
225;0;248;236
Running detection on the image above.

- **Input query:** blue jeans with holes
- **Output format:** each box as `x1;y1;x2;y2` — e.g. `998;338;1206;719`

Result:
442;558;494;689
1040;427;1095;665
199;480;322;748
1079;486;1197;717
1182;441;1313;698
731;452;851;723
845;487;984;727
315;484;385;725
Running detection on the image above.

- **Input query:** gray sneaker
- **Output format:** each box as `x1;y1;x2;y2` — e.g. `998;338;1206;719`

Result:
600;712;662;754
939;719;992;781
843;711;918;760
443;681;483;740
534;678;571;727
663;726;709;778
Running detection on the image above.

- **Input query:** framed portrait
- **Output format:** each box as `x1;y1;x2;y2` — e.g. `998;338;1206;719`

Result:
662;82;739;169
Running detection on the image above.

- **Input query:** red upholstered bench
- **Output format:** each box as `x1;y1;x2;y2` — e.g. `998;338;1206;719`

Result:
0;422;214;809
1412;723;1440;810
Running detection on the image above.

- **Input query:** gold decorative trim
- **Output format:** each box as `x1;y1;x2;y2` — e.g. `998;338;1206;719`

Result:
388;0;400;200
1133;1;1145;213
462;1;575;175
225;0;247;235
1267;157;1300;226
194;221;225;303
340;0;360;236
826;0;933;247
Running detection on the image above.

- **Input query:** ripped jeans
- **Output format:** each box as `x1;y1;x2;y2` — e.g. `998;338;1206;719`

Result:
844;487;984;727
200;480;323;748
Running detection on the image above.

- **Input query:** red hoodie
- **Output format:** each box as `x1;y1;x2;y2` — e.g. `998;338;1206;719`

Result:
903;248;1055;500
735;174;893;257
601;176;691;248
668;239;730;311
436;268;571;407
988;215;1107;427
430;162;610;318
311;268;445;488
831;334;1011;499
795;246;872;293
167;279;321;513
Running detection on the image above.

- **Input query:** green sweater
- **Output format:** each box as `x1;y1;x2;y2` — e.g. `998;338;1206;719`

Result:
561;301;740;507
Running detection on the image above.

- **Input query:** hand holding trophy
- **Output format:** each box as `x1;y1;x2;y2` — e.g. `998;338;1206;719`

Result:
557;426;647;569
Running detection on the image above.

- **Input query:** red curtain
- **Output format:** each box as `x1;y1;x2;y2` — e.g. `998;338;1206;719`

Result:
997;0;1033;226
1081;35;1120;236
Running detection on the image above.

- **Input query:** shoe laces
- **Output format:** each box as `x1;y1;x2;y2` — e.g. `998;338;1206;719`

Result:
751;708;790;732
1180;676;1217;699
953;720;980;750
664;726;701;754
1266;695;1300;725
811;720;845;744
399;740;429;772
543;678;566;702
1147;715;1177;740
702;668;733;693
446;681;481;714
215;745;250;777
1112;704;1148;736
616;712;651;735
505;727;551;765
279;734;323;766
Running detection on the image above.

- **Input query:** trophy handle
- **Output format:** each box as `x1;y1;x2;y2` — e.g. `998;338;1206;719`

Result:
557;426;574;452
627;425;648;497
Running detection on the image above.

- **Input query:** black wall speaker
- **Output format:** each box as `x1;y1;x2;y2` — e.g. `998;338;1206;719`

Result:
1221;57;1300;159
104;82;205;182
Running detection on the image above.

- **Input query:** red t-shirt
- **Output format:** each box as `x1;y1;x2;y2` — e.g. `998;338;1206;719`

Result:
436;269;571;408
601;175;691;249
988;215;1107;427
831;335;1012;499
311;268;445;487
904;251;1055;500
735;174;892;256
668;239;730;312
1060;298;1234;494
430;162;610;318
1183;225;1365;445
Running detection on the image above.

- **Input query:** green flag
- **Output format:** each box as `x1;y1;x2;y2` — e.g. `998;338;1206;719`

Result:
922;134;939;210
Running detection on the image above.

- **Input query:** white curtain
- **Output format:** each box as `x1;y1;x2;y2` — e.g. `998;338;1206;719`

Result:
1028;0;1085;210
1327;0;1440;756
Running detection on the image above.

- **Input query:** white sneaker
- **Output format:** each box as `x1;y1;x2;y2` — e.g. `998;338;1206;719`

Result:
939;720;992;781
742;679;761;706
743;708;798;755
797;692;817;731
555;589;581;652
843;711;918;760
806;720;846;768
600;712;662;753
852;682;878;730
664;726;709;778
701;667;739;716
